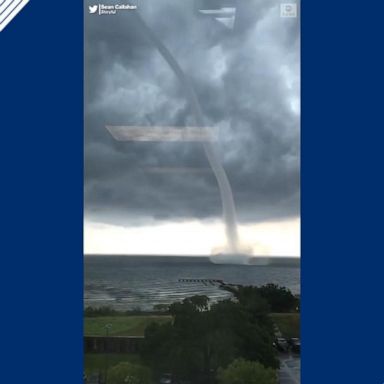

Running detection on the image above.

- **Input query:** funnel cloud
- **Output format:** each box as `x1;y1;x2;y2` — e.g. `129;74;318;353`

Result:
136;13;243;258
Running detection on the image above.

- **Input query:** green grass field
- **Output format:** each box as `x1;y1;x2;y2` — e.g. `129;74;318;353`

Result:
84;315;172;336
270;313;300;338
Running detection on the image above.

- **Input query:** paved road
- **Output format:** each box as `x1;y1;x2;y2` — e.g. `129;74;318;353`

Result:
279;354;300;384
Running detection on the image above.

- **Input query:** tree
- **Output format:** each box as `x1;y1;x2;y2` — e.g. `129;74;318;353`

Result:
108;362;151;384
142;296;237;383
141;294;279;384
141;322;175;376
84;306;118;317
217;359;277;384
229;284;298;313
256;283;298;313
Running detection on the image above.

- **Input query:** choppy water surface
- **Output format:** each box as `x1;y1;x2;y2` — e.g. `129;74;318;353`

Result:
84;256;300;311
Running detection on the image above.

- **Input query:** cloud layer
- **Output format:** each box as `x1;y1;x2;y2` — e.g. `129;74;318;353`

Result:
84;0;300;227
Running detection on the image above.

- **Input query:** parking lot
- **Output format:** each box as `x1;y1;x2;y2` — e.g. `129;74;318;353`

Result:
279;355;300;384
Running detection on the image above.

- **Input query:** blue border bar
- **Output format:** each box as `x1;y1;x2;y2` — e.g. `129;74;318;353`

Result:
1;1;83;383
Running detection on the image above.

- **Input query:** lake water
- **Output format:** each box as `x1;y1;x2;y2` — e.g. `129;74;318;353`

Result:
84;256;300;311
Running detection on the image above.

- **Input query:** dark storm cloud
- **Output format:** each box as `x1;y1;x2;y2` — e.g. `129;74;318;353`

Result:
84;0;300;225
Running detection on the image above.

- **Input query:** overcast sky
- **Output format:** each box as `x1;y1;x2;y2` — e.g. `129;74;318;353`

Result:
84;0;300;256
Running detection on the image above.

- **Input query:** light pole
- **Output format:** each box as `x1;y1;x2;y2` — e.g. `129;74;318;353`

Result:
104;323;112;384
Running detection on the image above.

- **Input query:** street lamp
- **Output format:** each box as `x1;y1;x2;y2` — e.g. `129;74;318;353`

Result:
104;323;112;384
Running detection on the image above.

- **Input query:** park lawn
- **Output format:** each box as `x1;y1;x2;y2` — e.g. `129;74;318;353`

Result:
270;313;300;338
84;315;172;336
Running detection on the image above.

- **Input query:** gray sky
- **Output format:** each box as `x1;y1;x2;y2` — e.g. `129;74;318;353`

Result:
84;0;300;255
